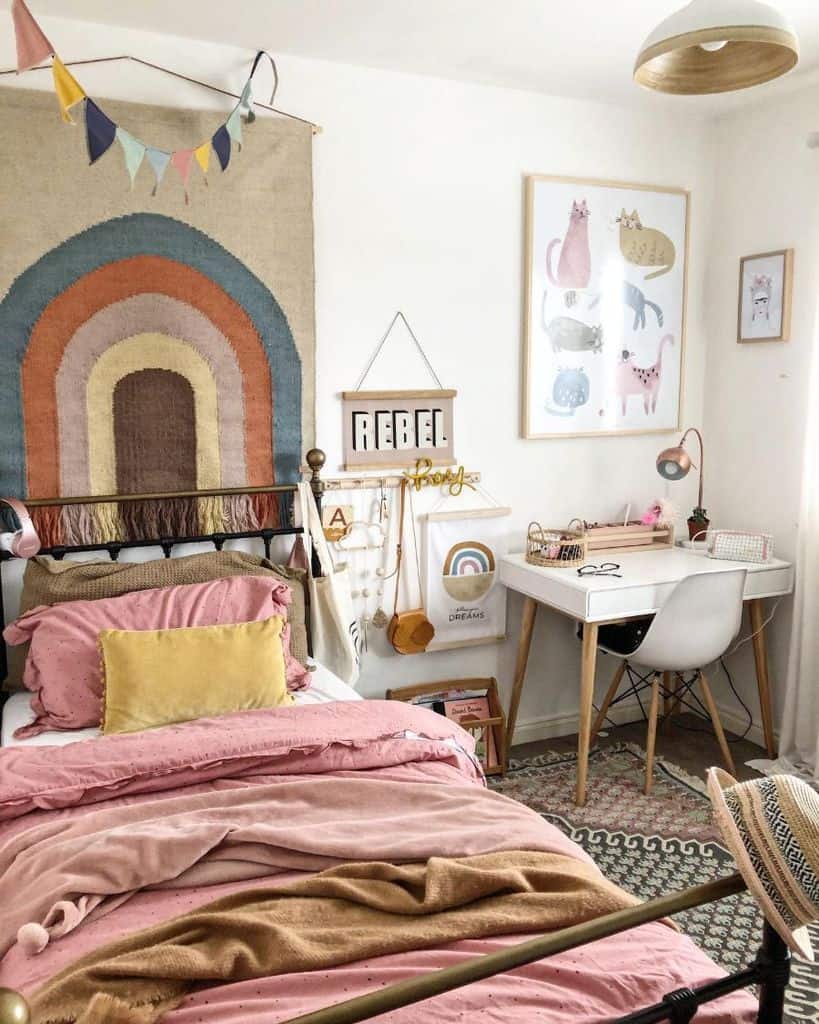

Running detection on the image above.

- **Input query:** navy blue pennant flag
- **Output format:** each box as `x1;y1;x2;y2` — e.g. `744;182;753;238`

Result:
85;99;117;164
211;125;231;172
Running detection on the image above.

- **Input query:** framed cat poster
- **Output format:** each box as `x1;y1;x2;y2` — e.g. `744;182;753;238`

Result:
522;175;689;438
737;249;793;343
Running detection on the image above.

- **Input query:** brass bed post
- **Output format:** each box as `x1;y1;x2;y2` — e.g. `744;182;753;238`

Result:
305;448;325;579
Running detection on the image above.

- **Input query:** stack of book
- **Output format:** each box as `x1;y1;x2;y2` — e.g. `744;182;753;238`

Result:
411;688;499;768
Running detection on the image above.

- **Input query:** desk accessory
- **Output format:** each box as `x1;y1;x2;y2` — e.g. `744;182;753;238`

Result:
583;521;673;554
385;677;505;775
708;530;774;564
656;426;709;540
526;522;587;568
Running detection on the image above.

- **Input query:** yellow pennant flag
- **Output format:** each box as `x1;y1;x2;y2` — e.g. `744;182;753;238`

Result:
194;141;211;176
52;56;85;124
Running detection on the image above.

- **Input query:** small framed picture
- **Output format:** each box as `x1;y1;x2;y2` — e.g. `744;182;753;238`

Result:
737;249;793;343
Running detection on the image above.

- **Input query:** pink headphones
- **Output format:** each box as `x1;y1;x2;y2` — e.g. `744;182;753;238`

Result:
0;498;41;558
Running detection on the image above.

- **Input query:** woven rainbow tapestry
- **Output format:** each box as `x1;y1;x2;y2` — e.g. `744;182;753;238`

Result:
0;88;315;548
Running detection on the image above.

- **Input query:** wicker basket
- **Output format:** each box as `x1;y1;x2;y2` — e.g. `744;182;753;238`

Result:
526;521;587;568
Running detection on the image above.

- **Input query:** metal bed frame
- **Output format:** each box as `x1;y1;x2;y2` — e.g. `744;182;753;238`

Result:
0;448;789;1024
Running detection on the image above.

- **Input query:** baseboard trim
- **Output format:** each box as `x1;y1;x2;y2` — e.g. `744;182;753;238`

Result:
511;700;777;753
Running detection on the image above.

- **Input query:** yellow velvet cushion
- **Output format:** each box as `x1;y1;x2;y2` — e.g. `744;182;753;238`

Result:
100;616;293;735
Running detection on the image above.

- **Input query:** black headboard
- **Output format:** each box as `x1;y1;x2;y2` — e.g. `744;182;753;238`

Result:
0;448;326;695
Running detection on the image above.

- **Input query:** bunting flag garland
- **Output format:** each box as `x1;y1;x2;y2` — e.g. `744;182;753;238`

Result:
194;141;211;178
116;127;146;187
146;147;171;195
226;106;243;151
9;0;285;200
239;81;255;123
52;56;85;124
11;0;53;72
211;125;232;172
84;99;117;164
171;148;195;204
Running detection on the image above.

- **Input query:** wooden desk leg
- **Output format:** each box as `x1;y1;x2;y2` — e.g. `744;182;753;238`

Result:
576;622;599;807
749;599;777;758
505;597;538;765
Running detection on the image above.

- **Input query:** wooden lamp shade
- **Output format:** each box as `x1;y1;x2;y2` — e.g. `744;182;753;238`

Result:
634;0;798;95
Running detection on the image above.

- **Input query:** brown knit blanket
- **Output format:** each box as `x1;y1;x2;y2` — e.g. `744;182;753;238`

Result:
31;851;641;1024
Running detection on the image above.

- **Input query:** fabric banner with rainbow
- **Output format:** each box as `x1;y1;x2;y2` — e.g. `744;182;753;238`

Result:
424;509;510;651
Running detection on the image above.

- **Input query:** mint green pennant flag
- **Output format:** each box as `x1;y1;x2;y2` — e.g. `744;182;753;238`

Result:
226;106;243;151
116;127;146;188
240;80;255;123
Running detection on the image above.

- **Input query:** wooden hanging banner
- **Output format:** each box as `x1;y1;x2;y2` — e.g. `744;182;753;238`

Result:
341;390;456;471
343;312;456;471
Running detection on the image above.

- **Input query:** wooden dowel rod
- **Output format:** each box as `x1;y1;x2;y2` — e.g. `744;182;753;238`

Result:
279;873;748;1024
321;473;481;491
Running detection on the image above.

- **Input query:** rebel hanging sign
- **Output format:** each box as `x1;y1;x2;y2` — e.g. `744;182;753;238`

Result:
341;390;456;470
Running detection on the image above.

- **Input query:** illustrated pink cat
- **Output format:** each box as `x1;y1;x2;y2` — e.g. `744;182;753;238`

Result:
546;200;591;290
615;334;674;415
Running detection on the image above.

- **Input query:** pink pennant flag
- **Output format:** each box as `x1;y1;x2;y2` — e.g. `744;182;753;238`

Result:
12;0;54;73
171;148;195;204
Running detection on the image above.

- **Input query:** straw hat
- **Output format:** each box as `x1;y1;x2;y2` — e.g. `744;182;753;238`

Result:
707;767;819;960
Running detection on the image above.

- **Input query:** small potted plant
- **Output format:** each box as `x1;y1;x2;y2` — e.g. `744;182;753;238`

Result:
687;506;710;541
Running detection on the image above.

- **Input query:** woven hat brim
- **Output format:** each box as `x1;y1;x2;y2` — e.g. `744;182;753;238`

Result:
707;767;814;962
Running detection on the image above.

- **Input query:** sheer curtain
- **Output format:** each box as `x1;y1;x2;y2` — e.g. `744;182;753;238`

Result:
775;315;819;780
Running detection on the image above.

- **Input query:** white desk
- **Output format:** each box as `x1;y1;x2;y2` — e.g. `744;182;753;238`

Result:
500;548;794;806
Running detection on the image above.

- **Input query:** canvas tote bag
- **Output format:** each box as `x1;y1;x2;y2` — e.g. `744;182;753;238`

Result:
298;482;360;687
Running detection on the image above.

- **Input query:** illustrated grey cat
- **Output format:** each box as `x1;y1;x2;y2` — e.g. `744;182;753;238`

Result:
545;316;603;353
623;281;663;331
546;366;590;417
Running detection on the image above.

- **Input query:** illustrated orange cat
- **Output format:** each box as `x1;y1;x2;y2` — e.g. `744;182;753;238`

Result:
617;209;675;280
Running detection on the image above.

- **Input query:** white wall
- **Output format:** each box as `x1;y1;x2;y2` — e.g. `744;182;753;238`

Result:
0;14;715;738
702;80;819;739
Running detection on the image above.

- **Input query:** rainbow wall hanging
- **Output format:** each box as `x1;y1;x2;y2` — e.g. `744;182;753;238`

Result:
424;507;510;651
0;87;315;547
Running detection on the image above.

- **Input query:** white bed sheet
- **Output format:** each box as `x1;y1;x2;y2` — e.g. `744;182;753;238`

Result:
1;662;362;748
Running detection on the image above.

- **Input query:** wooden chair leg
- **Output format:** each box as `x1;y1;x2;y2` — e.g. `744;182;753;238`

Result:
644;674;661;796
590;660;627;746
698;671;737;776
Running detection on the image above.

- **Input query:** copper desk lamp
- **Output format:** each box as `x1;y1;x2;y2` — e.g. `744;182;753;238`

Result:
656;427;709;540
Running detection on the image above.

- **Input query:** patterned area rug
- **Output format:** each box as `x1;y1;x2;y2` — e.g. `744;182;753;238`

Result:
489;744;819;1023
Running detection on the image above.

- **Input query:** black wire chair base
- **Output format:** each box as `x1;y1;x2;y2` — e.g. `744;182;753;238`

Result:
596;664;712;732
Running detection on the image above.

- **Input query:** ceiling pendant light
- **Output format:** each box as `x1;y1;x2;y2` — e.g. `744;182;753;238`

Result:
634;0;799;95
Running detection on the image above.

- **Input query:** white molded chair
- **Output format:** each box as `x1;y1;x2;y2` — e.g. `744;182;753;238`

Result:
591;569;747;794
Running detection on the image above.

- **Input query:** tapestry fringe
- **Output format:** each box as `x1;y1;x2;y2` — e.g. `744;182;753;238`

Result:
26;491;284;550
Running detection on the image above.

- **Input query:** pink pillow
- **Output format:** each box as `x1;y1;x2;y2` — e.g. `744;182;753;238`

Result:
5;576;312;738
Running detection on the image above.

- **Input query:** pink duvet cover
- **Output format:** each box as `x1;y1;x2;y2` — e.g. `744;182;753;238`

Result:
0;700;755;1023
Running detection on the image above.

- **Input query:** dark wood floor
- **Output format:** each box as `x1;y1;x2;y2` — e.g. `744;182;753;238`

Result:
512;712;764;783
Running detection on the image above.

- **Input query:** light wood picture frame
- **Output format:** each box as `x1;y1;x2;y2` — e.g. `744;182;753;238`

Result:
737;249;793;343
522;175;689;439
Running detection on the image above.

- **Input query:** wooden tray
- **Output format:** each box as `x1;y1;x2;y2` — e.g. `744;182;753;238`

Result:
386;677;506;776
584;522;673;554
